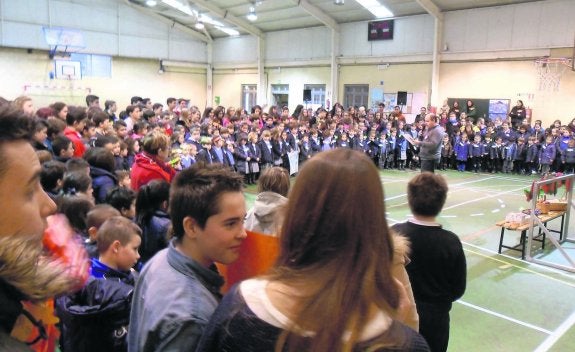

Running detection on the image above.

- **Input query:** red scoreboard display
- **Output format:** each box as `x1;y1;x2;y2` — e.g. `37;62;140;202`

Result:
368;20;394;41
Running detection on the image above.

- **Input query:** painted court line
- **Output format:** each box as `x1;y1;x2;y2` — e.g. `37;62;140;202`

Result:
462;243;575;286
443;186;526;211
457;300;552;335
533;310;575;352
451;177;498;187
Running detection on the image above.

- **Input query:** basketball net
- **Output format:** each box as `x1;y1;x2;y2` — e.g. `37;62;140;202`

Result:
534;57;572;91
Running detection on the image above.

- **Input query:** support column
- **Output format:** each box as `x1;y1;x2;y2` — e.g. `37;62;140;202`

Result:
257;36;266;107
206;42;213;108
330;28;339;109
430;17;442;109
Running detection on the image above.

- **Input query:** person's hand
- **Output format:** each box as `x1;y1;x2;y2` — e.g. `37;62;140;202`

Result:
393;278;413;324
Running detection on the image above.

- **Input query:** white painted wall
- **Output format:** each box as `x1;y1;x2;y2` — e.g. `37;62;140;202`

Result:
0;47;207;110
444;0;575;53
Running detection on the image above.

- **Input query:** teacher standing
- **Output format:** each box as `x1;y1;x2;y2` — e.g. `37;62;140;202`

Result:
413;113;444;173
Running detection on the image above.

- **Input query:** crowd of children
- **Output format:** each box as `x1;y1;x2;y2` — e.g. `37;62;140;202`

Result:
436;100;575;175
5;92;575;351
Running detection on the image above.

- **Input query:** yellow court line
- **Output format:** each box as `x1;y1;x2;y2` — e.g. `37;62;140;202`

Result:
463;245;575;289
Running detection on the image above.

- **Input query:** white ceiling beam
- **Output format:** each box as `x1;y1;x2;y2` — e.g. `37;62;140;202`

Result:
415;0;443;20
122;0;211;43
188;0;263;38
293;0;339;32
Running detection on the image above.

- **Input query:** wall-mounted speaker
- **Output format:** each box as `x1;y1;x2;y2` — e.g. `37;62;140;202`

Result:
397;91;407;106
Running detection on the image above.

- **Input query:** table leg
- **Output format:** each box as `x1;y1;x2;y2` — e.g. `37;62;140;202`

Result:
498;227;505;254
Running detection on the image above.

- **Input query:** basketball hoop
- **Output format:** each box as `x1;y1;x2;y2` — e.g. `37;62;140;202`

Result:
534;57;572;91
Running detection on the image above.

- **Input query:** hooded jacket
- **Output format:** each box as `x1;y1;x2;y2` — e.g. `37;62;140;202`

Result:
244;191;287;235
130;153;176;191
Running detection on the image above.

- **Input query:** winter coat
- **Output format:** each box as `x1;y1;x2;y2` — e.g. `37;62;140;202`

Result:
130;152;176;191
90;166;118;204
55;264;135;352
138;210;170;264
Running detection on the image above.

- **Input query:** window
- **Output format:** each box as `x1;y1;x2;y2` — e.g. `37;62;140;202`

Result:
304;84;326;110
344;84;369;108
241;84;257;113
271;84;289;108
70;53;112;78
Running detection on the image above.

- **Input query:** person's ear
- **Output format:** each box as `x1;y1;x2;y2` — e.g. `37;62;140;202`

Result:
121;208;130;218
183;216;199;239
111;240;122;254
88;227;98;241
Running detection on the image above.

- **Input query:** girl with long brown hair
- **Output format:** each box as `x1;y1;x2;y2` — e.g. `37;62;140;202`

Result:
197;149;429;352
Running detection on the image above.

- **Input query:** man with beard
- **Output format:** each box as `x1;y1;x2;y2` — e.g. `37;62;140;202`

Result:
0;104;85;350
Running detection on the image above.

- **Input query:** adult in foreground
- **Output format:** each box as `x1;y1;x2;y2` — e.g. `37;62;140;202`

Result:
392;173;467;352
128;163;246;352
413;113;444;173
197;149;429;352
0;105;84;350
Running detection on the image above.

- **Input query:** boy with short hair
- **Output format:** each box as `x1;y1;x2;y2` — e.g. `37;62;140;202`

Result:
56;216;141;352
84;204;122;258
52;135;75;162
128;163;246;352
392;173;466;352
106;186;137;219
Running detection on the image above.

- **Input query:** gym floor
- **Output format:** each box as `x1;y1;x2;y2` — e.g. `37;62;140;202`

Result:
245;169;575;351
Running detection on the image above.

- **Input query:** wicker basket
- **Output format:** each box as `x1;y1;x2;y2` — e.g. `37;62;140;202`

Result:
546;201;567;211
536;201;550;214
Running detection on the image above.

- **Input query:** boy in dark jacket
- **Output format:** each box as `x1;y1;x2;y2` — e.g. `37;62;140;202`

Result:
56;217;141;352
561;138;575;174
526;136;539;174
513;137;527;174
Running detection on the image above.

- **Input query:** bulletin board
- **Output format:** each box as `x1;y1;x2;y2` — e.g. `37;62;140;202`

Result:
447;98;510;122
383;92;425;114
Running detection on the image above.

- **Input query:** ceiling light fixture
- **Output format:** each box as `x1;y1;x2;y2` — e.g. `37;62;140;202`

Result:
215;26;240;36
197;13;223;27
334;0;344;5
246;6;257;22
146;0;158;6
195;21;205;30
356;0;393;18
161;0;194;16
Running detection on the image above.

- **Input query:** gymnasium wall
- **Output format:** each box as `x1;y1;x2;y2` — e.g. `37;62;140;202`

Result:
212;69;258;109
0;47;206;109
440;60;575;125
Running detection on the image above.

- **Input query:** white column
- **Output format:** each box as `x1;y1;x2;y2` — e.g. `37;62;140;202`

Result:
330;28;339;108
257;36;266;106
430;17;443;109
206;42;213;108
